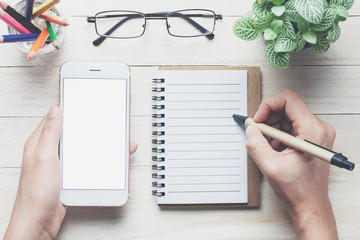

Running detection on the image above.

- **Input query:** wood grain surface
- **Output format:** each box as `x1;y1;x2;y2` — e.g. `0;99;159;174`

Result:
0;0;359;239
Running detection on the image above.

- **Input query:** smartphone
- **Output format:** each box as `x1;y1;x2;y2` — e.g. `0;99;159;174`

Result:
59;61;130;206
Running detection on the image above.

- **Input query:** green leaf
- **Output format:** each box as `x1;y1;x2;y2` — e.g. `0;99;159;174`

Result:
270;19;284;33
284;0;302;22
244;10;259;21
303;30;317;44
274;36;297;52
293;35;307;52
312;8;337;31
297;18;310;32
329;0;354;10
323;0;329;7
272;5;286;16
233;18;262;41
282;19;296;38
253;2;274;18
295;0;325;24
335;5;349;19
311;37;330;52
264;28;278;40
266;42;290;68
272;0;285;6
253;15;274;30
328;22;341;42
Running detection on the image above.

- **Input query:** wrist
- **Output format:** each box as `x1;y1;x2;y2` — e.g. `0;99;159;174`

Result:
5;214;53;240
289;198;338;240
4;198;54;240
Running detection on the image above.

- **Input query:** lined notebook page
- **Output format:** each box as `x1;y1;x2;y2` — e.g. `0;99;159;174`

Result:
154;70;248;204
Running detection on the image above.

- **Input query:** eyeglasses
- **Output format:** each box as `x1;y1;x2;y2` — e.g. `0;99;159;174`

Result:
87;9;222;46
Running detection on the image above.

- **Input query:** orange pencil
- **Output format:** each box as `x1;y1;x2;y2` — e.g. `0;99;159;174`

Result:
39;13;69;26
27;27;49;61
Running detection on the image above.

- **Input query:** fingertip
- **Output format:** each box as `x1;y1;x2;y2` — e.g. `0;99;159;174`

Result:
253;111;259;121
245;125;256;138
130;141;138;155
48;105;59;119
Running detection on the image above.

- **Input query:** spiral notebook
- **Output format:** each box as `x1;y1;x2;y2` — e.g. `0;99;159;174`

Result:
152;66;261;206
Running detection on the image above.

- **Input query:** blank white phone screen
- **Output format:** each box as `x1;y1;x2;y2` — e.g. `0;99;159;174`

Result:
62;78;127;190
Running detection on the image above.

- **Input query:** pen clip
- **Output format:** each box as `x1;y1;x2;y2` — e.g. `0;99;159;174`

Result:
304;140;337;154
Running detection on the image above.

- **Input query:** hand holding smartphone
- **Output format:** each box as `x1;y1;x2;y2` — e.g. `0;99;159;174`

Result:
59;62;130;206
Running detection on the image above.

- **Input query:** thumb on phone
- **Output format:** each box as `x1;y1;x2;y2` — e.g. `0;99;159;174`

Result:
37;106;63;155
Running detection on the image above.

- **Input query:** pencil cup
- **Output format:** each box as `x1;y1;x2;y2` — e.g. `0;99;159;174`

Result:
7;0;64;55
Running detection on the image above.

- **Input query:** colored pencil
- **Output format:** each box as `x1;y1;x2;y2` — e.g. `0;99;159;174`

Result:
32;0;60;19
39;13;69;26
0;9;31;34
0;1;41;33
46;20;59;49
27;27;49;61
24;0;34;20
0;33;39;43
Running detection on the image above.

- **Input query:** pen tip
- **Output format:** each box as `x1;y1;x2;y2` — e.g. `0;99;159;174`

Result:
233;114;248;126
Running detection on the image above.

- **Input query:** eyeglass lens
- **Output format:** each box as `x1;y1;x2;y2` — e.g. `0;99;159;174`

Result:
95;11;146;38
167;10;215;37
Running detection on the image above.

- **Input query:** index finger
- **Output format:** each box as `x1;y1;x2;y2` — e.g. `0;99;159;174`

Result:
254;90;312;124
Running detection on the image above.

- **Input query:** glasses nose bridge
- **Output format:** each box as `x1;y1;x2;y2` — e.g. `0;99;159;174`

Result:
143;13;171;33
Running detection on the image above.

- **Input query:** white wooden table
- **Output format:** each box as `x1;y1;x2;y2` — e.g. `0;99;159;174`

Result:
1;0;360;239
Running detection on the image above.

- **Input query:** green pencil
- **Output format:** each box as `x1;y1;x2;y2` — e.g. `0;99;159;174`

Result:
45;20;59;50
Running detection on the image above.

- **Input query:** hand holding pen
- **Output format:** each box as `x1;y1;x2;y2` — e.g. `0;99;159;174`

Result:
237;90;339;240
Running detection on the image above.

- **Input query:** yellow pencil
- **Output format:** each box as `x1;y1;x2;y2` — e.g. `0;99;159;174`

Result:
32;0;60;19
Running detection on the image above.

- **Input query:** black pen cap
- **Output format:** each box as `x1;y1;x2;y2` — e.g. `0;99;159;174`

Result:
331;153;355;171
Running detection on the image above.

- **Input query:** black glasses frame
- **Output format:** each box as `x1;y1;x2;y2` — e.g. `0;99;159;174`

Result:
87;9;223;46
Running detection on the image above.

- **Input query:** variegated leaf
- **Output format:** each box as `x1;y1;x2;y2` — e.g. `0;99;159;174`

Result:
272;0;286;5
336;5;349;19
329;0;354;10
274;36;297;52
293;35;307;52
244;10;259;21
312;8;337;31
297;18;310;32
311;37;330;52
233;18;262;41
328;22;341;42
264;28;278;40
253;2;274;18
266;42;290;68
284;0;302;22
295;0;325;24
281;19;296;38
253;15;274;30
272;5;286;16
270;19;284;33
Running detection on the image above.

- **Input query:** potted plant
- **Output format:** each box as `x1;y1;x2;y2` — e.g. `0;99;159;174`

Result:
233;0;354;68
